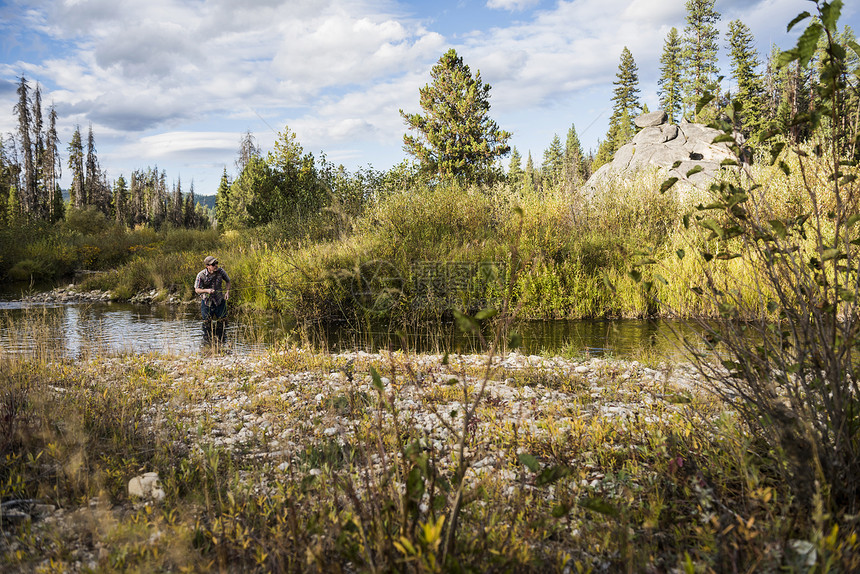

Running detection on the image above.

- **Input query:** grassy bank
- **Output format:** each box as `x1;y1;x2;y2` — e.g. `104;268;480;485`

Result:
53;156;826;325
1;150;847;329
3;342;858;572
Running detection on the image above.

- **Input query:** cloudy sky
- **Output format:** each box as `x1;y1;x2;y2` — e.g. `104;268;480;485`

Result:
1;0;857;195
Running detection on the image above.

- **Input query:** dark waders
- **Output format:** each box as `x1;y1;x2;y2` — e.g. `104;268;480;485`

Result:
202;298;228;347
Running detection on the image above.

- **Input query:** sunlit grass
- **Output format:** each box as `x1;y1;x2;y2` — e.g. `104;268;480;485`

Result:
2;328;858;571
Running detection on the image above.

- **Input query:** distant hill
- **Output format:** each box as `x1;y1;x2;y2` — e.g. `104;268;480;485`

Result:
196;195;216;210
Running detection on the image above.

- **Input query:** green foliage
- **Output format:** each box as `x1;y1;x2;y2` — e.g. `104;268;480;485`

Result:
64;205;110;235
599;47;642;163
541;134;565;189
610;47;641;133
682;0;721;121
726;20;767;142
563;123;588;187
632;0;860;517
659;27;684;124
401;48;511;185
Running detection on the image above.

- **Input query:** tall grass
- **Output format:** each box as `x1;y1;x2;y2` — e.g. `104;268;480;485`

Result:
10;149;845;330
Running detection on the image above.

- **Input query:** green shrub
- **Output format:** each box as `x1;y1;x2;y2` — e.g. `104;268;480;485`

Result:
633;1;860;517
64;206;111;235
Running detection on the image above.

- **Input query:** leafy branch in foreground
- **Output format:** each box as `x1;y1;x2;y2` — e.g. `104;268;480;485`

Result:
636;0;860;514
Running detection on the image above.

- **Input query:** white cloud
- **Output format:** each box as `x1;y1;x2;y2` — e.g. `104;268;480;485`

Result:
124;131;238;158
486;0;540;11
1;0;857;193
271;9;444;93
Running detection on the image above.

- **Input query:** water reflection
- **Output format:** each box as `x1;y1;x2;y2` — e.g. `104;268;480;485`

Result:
0;298;701;361
0;302;274;357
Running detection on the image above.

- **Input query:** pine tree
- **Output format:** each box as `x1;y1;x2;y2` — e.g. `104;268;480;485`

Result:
682;0;721;121
541;134;564;189
151;170;167;228
658;27;684;123
46;104;62;222
14;77;35;217
113;175;128;226
726;20;767;142
129;170;143;227
592;136;613;172
184;181;198;228
67;126;85;209
401;48;511;184
564;123;587;186
813;25;859;155
508;146;523;183
610;47;641;133
170;177;183;227
0;137;13;227
215;168;231;227
85;124;102;211
766;46;813;144
263;125;322;224
524;152;537;193
597;47;642;165
31;83;47;220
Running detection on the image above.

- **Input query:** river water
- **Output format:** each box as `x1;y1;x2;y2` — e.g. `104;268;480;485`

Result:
0;283;700;360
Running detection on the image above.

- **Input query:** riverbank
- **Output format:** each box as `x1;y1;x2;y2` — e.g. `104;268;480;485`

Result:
3;346;845;572
20;284;192;306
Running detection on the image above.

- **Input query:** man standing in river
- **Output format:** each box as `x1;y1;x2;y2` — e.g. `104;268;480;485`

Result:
195;255;231;346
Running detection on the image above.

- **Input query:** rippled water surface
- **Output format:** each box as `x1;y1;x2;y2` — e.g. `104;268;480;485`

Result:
0;281;703;359
1;306;703;362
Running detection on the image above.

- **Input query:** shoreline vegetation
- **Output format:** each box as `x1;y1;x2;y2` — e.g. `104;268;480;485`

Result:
2;346;855;572
0;163;795;322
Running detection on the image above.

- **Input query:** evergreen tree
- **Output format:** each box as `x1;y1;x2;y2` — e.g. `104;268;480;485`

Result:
215;168;231;227
184;181;199;228
224;157;273;228
564;123;587;186
658;27;684;123
592;136;613;172
100;173;112;219
610;47;641;134
508;146;523;182
769;53;813;144
113;175;129;226
814;25;860;155
401;48;511;184
46;104;62;223
524;152;537;193
85;124;101;210
14;76;35;216
0;137;14;227
149;169;168;228
596;48;642;165
682;0;721;120
31;83;47;220
170;177;183;227
726;20;767;142
6;180;21;227
254;125;325;225
67;126;85;209
541;134;564;189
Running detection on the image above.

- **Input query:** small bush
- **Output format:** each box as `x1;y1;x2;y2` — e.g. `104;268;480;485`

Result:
64;206;111;235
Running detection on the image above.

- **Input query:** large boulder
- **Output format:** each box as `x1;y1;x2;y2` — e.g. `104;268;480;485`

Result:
584;111;741;194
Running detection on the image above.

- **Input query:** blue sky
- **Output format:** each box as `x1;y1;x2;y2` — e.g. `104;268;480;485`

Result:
1;0;858;196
